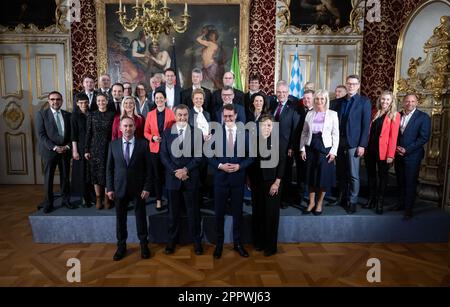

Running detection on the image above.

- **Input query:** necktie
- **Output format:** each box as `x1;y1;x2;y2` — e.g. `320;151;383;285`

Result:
274;102;283;121
124;141;130;165
88;92;93;105
116;101;121;112
178;128;184;150
227;128;234;154
55;111;63;137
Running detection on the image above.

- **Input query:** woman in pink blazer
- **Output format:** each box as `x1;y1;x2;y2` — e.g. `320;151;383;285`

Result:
363;91;400;214
144;90;175;210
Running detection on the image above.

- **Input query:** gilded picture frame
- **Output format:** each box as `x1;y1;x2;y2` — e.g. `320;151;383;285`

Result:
95;0;250;90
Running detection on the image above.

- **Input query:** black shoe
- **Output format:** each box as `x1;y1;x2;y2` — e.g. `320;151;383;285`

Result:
62;200;77;209
302;204;315;215
264;250;276;257
233;244;249;258
140;244;150;259
113;247;127;261
403;208;413;220
362;197;376;209
254;246;264;252
313;209;322;216
43;206;54;214
194;244;204;255
165;244;175;255
391;205;405;211
346;203;356;214
375;198;384;215
213;245;223;259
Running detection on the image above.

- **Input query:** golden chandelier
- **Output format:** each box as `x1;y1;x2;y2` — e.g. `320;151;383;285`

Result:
117;0;190;45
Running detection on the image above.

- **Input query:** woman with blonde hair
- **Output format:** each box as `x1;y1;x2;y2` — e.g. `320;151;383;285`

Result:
111;96;145;140
363;91;400;214
300;89;339;215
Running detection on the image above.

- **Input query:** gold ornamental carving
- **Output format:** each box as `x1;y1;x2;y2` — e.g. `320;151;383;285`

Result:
3;101;25;130
397;16;449;101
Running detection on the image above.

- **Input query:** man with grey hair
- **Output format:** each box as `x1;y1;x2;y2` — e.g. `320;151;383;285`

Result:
181;68;212;110
97;73;112;99
269;80;301;207
210;71;244;115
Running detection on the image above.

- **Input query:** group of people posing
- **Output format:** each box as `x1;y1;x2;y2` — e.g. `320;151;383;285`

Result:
35;69;431;261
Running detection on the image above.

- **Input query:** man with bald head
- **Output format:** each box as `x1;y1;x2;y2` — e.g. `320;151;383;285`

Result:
210;71;244;115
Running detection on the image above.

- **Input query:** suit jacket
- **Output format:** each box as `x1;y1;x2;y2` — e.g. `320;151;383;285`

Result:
207;127;254;187
143;108;176;153
73;91;97;112
397;109;431;161
210;88;244;115
330;93;372;148
96;88;112;100
188;108;211;128
374;112;401;160
106;138;152;198
214;103;246;123
300;109;340;156
160;125;203;190
156;84;182;107
269;97;300;151
248;135;287;182
35;108;72;158
181;86;212;110
107;99;122;115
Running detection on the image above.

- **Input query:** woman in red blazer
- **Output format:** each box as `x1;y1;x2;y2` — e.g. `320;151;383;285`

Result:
144;90;175;210
111;96;144;140
363;91;400;214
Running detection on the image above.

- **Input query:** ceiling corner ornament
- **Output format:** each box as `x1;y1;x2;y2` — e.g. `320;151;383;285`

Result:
277;0;364;36
3;101;25;130
397;16;449;101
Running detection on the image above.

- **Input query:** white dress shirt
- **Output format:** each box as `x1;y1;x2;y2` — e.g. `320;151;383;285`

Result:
122;136;135;159
400;108;416;134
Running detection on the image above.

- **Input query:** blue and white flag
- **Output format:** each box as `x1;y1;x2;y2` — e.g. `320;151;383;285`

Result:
289;52;303;99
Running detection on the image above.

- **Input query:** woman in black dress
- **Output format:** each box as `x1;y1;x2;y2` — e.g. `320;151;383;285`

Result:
248;115;286;257
84;93;115;210
71;93;94;207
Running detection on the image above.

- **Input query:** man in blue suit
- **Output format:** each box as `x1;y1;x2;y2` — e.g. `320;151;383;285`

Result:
106;116;152;261
330;75;372;214
213;86;246;124
160;104;204;255
208;104;254;259
394;94;431;220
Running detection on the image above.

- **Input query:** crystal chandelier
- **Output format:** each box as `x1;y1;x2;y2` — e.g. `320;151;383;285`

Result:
117;0;190;45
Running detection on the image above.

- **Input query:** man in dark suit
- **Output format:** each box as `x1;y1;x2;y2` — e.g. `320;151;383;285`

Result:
181;68;212;110
156;68;182;109
97;73;112;99
106;116;152;261
210;71;245;115
160;104;204;255
213;86;246;123
73;75;97;112
208;104;254;259
330;75;372;214
108;83;124;115
394;93;431;220
35;91;76;213
268;81;301;207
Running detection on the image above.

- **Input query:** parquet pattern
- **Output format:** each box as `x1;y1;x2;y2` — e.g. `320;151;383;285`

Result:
0;185;449;287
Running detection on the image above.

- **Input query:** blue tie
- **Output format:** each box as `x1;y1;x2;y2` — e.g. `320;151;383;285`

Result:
124;141;130;165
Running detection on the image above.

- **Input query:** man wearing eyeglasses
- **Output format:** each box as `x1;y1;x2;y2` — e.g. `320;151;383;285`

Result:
213;86;246;123
35;91;76;213
330;75;371;214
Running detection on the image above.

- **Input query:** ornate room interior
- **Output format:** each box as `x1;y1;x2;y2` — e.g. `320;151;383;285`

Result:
0;0;449;287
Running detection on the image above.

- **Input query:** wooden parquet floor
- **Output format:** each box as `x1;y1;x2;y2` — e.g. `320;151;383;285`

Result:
0;185;449;287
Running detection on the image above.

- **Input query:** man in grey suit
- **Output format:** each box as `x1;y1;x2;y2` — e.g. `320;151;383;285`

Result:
106;116;152;261
35;91;75;213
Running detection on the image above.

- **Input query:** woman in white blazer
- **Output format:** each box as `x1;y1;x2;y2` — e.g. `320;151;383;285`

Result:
300;89;339;215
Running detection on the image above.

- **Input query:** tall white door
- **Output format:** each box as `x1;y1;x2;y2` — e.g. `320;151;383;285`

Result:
0;42;70;184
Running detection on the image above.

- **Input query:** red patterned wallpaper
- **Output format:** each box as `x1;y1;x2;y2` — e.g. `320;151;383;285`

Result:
248;0;276;95
71;0;97;93
361;0;422;103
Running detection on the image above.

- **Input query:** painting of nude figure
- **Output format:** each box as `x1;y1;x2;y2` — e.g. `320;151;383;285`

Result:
105;3;239;90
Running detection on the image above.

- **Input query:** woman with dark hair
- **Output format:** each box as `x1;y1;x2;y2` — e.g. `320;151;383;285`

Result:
134;82;151;119
248;115;286;256
144;90;176;210
247;92;269;123
84;93;115;210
